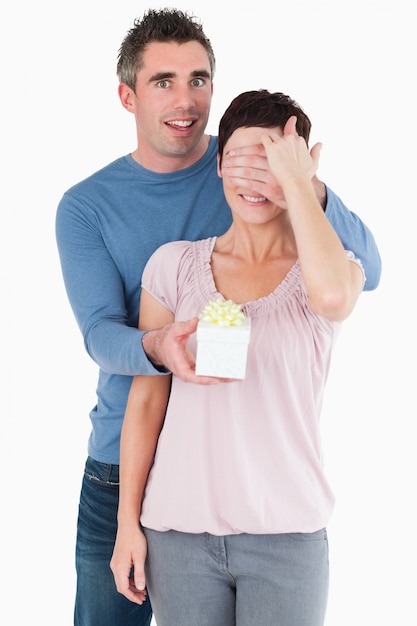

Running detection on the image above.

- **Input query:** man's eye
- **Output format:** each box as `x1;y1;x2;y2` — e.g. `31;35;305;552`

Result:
191;78;204;87
157;80;170;89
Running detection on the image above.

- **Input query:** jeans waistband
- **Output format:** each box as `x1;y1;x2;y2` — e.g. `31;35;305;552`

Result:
84;455;120;484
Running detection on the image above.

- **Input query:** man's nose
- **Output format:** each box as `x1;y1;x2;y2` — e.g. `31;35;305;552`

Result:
172;84;195;109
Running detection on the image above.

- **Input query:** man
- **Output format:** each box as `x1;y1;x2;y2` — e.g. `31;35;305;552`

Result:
55;8;381;626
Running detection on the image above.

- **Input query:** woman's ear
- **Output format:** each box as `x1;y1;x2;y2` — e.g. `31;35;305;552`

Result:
217;154;222;178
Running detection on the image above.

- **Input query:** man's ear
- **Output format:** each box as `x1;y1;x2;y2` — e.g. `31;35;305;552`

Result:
118;83;135;112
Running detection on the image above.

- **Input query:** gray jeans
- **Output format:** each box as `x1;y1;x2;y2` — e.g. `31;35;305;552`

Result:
144;527;329;626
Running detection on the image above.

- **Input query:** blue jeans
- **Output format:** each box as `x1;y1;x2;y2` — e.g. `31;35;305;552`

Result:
74;457;152;626
144;527;329;626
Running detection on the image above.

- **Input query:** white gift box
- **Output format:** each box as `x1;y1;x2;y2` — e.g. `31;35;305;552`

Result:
195;317;251;379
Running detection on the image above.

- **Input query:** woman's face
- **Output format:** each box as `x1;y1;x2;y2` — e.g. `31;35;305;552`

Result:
218;126;288;225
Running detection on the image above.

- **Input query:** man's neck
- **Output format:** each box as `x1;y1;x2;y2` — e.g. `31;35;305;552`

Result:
130;134;211;174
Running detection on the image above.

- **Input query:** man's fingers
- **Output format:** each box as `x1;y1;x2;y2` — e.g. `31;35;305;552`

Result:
174;317;199;339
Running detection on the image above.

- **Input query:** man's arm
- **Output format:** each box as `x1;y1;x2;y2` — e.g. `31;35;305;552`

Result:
55;193;161;377
314;180;381;291
56;196;228;382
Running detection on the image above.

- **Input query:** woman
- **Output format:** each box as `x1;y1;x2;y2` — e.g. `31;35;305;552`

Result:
110;90;365;626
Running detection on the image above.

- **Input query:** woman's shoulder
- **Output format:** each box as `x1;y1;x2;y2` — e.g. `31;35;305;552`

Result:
144;238;212;278
150;238;210;261
142;238;214;313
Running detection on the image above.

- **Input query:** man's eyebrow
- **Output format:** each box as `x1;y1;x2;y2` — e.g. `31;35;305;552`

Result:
148;69;211;82
149;72;175;82
191;70;211;79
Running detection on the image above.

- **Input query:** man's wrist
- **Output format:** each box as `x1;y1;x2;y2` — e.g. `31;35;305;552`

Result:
141;329;170;373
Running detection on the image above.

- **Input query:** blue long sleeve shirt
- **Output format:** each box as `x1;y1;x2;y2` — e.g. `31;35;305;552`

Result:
56;137;381;463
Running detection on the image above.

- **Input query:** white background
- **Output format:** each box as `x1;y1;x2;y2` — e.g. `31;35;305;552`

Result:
2;0;415;624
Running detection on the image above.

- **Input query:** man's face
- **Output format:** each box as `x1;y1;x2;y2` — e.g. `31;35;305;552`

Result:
124;40;213;170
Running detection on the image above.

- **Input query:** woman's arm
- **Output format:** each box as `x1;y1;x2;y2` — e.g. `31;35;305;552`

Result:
221;141;381;291
262;117;364;321
110;289;173;604
281;176;364;320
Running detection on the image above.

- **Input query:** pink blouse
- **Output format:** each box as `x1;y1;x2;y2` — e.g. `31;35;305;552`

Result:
140;238;362;535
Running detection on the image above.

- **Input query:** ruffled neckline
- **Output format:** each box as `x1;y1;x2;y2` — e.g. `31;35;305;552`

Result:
192;237;302;318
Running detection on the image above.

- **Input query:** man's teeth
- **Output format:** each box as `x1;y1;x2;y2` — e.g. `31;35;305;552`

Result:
242;195;266;203
167;120;193;127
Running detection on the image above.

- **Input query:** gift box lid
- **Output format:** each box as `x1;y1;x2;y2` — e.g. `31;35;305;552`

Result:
196;317;251;344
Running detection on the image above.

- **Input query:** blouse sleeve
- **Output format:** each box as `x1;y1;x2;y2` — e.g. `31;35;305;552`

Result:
346;249;366;290
141;241;192;313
